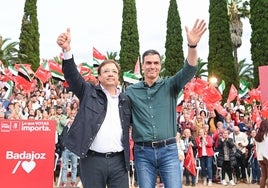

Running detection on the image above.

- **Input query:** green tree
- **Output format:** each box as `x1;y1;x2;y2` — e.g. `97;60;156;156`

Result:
119;0;140;81
208;0;236;102
0;36;25;66
164;0;184;77
19;0;40;71
250;0;268;87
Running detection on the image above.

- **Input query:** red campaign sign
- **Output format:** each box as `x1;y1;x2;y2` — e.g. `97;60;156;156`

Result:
0;120;56;188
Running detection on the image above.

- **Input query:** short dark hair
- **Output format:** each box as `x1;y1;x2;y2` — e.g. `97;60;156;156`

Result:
97;59;121;75
142;49;161;64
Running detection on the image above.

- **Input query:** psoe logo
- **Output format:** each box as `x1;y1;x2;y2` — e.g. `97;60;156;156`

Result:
6;151;46;174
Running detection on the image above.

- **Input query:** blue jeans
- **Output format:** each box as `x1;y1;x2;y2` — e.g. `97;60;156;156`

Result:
200;156;213;180
61;148;79;184
185;168;196;185
134;143;181;188
251;157;261;181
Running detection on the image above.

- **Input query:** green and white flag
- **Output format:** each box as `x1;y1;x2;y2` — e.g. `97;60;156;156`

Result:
3;80;14;99
8;65;18;76
238;80;249;98
123;71;141;84
218;80;226;94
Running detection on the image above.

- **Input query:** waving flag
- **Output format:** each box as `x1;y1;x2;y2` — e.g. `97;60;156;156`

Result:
202;85;222;104
34;66;51;83
15;64;34;81
193;78;208;95
227;84;238;103
123;71;141;84
218;80;226;95
3;80;14;99
252;105;262;127
49;60;65;81
184;145;196;176
93;47;106;65
238;80;249;98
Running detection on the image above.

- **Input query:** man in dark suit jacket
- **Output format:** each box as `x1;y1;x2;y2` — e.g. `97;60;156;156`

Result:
57;28;132;188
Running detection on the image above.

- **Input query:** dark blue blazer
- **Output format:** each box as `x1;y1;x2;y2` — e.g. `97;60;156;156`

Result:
62;57;132;170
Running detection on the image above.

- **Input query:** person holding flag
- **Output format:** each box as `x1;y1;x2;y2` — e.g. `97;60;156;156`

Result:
182;128;197;186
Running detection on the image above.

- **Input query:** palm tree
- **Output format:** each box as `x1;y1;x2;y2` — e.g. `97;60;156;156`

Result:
237;58;254;88
106;51;117;61
0;35;25;66
227;0;250;83
195;58;208;79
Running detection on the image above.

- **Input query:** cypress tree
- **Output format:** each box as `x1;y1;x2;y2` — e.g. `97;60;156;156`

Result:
19;0;40;71
164;0;184;77
250;0;268;87
119;0;140;80
208;0;235;102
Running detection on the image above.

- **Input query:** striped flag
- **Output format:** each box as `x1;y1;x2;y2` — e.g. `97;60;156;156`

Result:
123;71;141;84
15;64;34;81
93;47;106;65
238;80;249;98
3;80;14;99
49;60;65;81
8;65;18;76
218;80;225;94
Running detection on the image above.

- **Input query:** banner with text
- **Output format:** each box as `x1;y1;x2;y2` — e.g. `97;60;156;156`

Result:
0;120;56;188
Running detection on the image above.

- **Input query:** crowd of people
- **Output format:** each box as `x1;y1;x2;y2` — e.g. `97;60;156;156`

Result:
1;79;267;188
1;17;268;188
176;95;263;187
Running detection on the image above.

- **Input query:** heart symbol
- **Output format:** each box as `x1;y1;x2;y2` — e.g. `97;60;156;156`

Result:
21;161;36;173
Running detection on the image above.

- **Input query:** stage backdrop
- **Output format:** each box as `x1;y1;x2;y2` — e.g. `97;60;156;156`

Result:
0;120;56;188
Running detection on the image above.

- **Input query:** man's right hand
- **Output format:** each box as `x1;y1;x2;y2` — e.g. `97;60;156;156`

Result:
57;28;71;52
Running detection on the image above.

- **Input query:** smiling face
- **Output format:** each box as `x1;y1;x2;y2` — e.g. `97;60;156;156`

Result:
98;61;119;88
142;53;161;85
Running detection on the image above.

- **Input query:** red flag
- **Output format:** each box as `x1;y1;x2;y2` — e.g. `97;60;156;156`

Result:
227;84;238;103
193;78;208;95
202;86;222;104
13;75;32;92
184;145;196;176
260;100;268;118
252;105;262;127
34;66;51;83
214;102;228;117
48;60;63;74
247;86;261;103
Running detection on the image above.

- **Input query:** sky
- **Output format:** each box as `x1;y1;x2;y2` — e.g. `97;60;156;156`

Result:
0;0;251;65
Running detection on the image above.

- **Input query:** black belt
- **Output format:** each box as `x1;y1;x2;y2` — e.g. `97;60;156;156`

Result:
87;150;123;158
136;137;176;148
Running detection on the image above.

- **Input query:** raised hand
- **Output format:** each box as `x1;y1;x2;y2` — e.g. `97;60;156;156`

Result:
57;28;71;52
185;19;207;46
